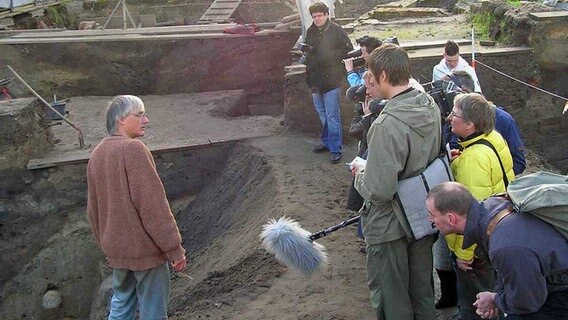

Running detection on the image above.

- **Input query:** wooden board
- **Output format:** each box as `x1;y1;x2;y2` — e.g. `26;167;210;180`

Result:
529;11;568;21
27;138;250;170
199;0;242;23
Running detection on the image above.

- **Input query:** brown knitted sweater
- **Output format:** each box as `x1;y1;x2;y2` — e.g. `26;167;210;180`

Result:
87;136;185;271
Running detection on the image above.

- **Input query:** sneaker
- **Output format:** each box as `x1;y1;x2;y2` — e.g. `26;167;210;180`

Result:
312;144;329;153
330;152;341;164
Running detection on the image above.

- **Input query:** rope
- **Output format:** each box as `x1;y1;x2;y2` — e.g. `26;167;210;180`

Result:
475;59;568;102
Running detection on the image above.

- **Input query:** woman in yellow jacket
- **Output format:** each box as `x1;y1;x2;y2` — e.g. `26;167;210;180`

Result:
447;93;515;320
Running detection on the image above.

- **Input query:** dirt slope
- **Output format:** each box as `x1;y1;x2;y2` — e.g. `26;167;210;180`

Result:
166;135;375;319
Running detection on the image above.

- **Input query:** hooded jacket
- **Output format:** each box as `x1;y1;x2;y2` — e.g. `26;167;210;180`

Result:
354;88;442;244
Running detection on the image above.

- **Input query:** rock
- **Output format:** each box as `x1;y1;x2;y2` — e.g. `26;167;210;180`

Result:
42;290;62;309
78;21;97;30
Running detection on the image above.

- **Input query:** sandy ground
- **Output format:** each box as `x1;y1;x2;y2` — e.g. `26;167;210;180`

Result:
40;92;460;319
47;92;282;154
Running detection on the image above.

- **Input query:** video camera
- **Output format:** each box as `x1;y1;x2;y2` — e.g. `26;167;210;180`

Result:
346;84;367;103
428;79;462;119
345;36;400;70
355;98;388;116
299;42;314;54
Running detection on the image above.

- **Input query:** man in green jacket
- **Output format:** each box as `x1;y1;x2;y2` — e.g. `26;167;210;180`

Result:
352;44;441;320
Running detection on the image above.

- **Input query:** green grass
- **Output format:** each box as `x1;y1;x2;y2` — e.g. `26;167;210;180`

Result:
506;0;522;7
470;12;493;39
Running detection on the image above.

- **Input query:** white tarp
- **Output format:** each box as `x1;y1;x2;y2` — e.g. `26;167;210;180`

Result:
295;0;336;39
0;0;37;10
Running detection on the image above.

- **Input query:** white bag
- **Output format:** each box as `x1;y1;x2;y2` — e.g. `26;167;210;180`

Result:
396;154;454;240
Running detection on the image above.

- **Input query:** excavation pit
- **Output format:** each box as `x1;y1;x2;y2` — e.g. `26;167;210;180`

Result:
0;92;376;320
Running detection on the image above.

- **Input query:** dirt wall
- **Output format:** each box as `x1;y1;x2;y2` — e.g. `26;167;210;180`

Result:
0;144;235;320
0;98;54;170
0;31;298;105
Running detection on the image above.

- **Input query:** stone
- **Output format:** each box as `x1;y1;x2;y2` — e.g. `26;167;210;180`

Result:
78;21;97;30
42;290;62;309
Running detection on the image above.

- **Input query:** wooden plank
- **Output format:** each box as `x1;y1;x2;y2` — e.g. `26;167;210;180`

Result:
0;29;291;44
27;138;246;170
529;11;568;21
202;15;231;19
207;8;235;14
199;0;242;22
210;3;238;9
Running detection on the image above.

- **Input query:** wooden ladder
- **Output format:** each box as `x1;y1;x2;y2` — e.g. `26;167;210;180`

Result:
198;0;242;24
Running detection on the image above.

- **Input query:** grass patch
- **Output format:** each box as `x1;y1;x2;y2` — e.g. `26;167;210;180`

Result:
470;12;493;39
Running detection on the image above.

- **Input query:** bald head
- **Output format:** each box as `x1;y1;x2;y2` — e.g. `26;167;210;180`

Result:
427;182;474;217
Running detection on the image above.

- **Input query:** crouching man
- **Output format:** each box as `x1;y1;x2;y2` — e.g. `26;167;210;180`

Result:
426;182;568;319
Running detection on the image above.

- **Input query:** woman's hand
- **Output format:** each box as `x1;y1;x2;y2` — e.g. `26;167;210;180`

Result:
450;149;461;161
456;257;473;271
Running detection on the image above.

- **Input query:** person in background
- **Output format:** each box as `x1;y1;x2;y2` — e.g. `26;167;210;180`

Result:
447;71;525;175
303;1;353;164
433;40;482;93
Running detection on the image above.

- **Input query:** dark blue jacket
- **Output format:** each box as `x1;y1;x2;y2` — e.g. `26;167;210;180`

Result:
463;197;568;315
449;106;526;175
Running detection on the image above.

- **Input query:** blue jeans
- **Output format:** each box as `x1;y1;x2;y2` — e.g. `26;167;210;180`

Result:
312;87;342;153
109;263;170;320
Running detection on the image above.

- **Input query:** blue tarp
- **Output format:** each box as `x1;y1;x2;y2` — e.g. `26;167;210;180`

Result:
0;0;37;10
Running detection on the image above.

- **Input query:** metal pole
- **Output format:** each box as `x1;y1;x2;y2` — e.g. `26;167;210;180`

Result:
102;0;123;30
7;65;85;149
471;27;476;69
122;0;126;30
123;2;137;29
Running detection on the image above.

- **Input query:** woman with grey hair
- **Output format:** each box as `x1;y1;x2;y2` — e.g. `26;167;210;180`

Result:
444;92;515;320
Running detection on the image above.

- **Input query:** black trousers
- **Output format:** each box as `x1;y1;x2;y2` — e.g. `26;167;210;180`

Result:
505;290;568;320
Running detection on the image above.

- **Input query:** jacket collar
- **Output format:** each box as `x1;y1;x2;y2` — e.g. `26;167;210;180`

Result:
458;131;486;149
463;197;512;249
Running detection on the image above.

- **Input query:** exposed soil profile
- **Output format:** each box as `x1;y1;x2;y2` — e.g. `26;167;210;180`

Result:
165;137;375;319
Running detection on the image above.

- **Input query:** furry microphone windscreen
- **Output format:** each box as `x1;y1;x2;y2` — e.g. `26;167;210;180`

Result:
260;217;328;275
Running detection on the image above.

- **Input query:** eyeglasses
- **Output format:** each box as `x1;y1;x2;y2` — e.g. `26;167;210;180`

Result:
130;112;148;118
449;110;462;118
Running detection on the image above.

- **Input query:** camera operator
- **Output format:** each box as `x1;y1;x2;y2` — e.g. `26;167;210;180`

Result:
302;2;353;164
343;36;383;87
345;71;387;233
343;36;386;159
344;36;384;156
